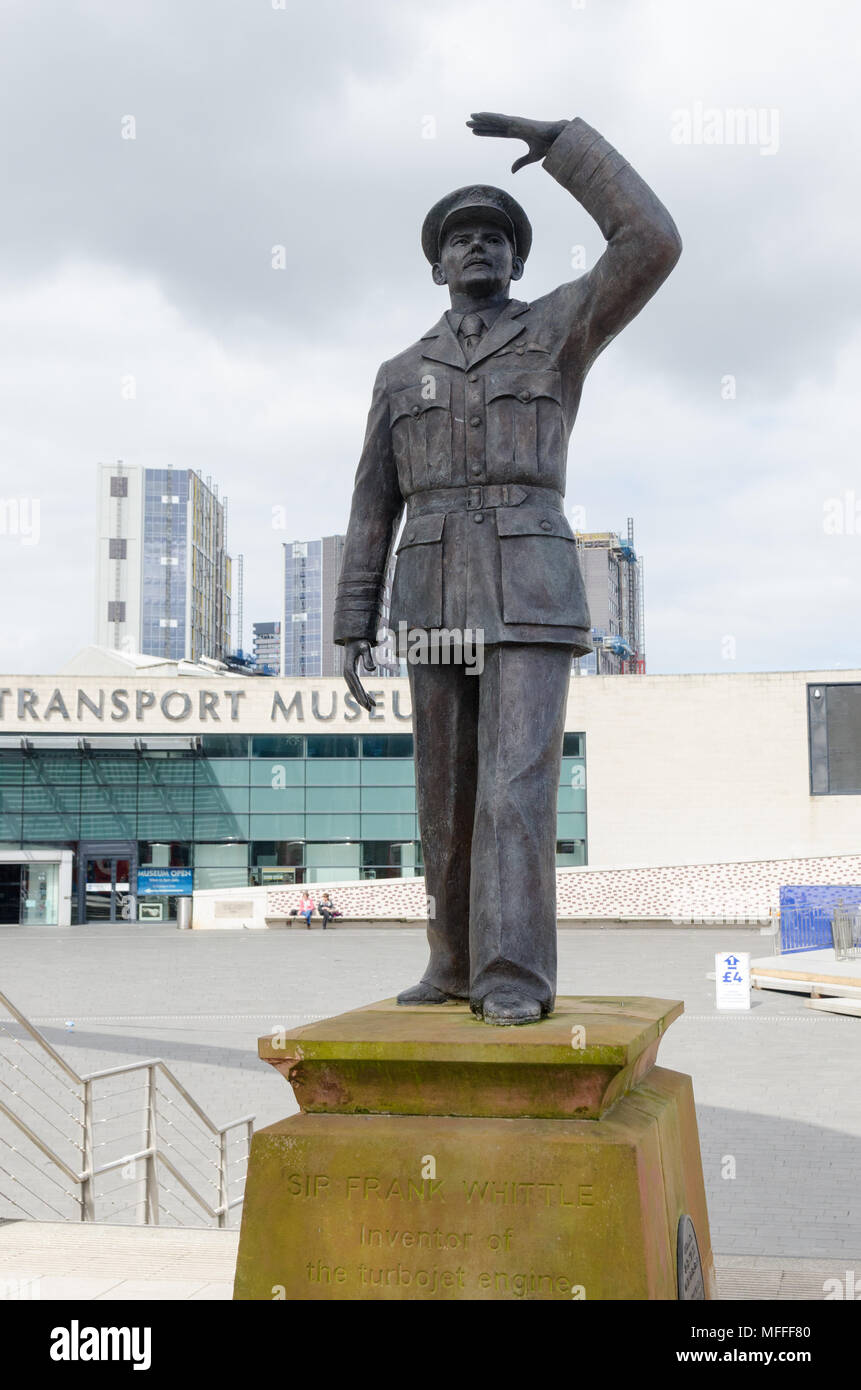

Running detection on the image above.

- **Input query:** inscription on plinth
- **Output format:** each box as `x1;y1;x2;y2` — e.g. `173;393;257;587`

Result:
246;1125;607;1300
234;1000;714;1301
293;1172;596;1298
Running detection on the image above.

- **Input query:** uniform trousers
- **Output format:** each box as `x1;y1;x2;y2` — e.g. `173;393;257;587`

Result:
408;641;574;1011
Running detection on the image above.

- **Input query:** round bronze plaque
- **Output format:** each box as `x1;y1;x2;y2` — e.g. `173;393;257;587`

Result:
677;1214;705;1300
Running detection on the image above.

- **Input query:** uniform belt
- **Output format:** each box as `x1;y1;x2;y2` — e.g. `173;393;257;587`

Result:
406;484;564;516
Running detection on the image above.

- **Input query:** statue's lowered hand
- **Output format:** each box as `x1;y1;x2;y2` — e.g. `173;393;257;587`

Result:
344;640;377;712
466;113;569;173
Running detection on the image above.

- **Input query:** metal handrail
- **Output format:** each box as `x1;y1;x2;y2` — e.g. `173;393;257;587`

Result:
0;1097;82;1185
0;991;82;1085
86;1056;254;1135
0;988;254;1226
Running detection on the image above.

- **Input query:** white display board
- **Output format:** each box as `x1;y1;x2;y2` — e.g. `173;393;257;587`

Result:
715;951;751;1010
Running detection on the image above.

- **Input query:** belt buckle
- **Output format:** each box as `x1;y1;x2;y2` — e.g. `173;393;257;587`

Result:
467;486;482;510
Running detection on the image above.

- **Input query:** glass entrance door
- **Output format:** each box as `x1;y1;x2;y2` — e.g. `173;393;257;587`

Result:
0;865;21;924
78;842;137;923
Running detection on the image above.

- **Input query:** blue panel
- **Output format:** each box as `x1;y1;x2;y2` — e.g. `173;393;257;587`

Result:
138;867;193;896
137;815;195;839
199;787;249;815
249;788;305;813
195;760;250;786
307;786;360;813
359;814;418;839
361;786;416;813
556;813;587;838
250;759;304;787
778;885;861;954
79;813;136;837
249;814;306;839
360;761;415;786
305;760;360;786
193;814;250;838
304;814;360;837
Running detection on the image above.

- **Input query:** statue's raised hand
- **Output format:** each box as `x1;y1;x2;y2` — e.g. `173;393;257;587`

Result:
466;113;569;173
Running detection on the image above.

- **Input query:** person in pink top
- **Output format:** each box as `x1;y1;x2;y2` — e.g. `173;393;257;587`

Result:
297;891;315;929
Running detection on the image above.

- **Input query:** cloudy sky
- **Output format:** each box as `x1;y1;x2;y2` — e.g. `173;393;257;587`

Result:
0;0;858;676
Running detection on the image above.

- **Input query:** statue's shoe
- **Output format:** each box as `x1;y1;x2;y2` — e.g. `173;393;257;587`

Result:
396;982;466;1005
476;990;543;1026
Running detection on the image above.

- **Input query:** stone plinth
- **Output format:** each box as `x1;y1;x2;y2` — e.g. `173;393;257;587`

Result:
234;998;714;1301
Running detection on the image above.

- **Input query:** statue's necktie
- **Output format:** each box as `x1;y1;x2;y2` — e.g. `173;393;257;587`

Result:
459;312;486;358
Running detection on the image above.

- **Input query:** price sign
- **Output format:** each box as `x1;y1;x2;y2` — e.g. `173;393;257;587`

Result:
715;951;751;1010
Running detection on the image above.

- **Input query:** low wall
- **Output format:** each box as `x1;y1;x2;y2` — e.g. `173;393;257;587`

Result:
192;886;270;931
191;853;861;930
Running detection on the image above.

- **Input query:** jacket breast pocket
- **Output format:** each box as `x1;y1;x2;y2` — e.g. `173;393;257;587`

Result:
389;379;452;491
389;512;446;631
495;507;589;628
485;369;563;478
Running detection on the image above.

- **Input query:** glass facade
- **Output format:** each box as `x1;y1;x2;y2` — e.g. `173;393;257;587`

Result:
808;682;861;794
283;540;323;676
281;536;347;677
0;733;587;918
141;469;189;660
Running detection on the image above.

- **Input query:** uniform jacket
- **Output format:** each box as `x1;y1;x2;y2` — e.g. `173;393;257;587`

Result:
333;118;682;655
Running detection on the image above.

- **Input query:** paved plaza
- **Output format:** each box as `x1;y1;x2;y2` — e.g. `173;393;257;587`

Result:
2;923;860;1267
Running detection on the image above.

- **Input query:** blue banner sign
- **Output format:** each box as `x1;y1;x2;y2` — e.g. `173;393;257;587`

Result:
137;867;193;897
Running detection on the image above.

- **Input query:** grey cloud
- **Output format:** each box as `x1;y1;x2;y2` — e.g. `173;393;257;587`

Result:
1;0;860;675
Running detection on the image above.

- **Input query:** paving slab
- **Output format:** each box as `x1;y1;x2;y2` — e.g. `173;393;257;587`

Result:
3;925;861;1258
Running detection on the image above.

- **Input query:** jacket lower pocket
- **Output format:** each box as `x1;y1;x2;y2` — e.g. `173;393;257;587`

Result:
389;513;445;631
498;531;589;628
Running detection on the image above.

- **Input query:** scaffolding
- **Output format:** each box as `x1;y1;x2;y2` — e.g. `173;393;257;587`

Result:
234;553;245;657
574;517;645;675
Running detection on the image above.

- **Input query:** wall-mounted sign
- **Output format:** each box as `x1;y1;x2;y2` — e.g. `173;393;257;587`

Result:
137;867;193;897
0;684;412;726
715;951;751;1010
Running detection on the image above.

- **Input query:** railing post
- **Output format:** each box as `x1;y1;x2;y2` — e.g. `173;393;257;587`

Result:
218;1129;228;1228
81;1079;95;1221
145;1064;159;1225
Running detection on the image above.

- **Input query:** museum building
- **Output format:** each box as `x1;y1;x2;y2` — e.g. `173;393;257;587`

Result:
1;655;860;927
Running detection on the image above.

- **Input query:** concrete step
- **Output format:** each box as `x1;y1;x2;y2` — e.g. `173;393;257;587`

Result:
0;1221;854;1300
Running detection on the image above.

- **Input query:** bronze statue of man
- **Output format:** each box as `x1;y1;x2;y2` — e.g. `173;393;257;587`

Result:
334;112;681;1025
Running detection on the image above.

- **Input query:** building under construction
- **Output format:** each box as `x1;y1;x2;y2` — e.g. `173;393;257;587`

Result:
574;518;645;675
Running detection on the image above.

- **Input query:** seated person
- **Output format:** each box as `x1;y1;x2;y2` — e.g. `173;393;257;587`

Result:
318;892;341;929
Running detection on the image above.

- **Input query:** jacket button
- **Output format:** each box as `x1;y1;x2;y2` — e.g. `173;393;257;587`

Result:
540;519;552;530
411;404;421;416
473;513;484;523
516;347;525;355
470;415;481;427
471;466;482;476
468;373;478;383
407;531;416;542
519;390;531;402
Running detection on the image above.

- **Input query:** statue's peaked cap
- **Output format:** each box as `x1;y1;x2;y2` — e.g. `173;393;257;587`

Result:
422;185;532;264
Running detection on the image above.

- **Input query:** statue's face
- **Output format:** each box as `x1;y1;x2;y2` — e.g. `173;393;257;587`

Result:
433;216;523;297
